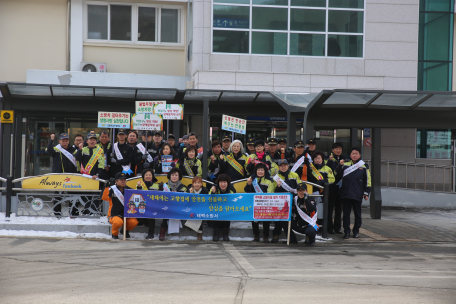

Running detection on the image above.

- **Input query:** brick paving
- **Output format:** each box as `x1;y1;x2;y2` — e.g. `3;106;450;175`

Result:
330;207;456;242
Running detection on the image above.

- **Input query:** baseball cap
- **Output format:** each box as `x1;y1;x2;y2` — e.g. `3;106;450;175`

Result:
87;134;97;140
59;133;69;140
154;131;162;136
247;138;256;145
115;172;127;180
168;134;175;139
142;131;153;137
294;140;305;147
278;138;287;144
278;159;288;166
306;138;317;145
268;138;278;145
296;183;308;191
117;129;127;135
221;135;231;142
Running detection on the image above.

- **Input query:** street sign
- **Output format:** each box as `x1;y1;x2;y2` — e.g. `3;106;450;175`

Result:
363;128;371;138
1;110;14;123
364;138;372;148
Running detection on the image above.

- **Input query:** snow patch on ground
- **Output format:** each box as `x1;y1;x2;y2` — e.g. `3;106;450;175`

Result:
0;229;112;240
0;212;110;226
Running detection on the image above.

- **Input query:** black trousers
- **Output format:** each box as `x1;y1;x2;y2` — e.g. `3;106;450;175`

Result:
342;198;362;234
328;192;342;231
272;221;296;241
291;221;317;242
213;221;230;229
252;221;270;236
148;219;156;235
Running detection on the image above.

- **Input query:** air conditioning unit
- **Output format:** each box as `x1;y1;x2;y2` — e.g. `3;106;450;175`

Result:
80;62;107;73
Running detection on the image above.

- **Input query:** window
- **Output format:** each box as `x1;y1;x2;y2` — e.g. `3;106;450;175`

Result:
416;129;452;159
86;2;183;44
212;0;364;57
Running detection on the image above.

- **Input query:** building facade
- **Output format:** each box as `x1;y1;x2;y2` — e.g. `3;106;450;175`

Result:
0;0;455;178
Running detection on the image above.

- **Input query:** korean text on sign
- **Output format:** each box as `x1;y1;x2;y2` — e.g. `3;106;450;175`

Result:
135;101;166;113
153;104;184;120
221;114;247;135
131;113;163;130
98;111;130;128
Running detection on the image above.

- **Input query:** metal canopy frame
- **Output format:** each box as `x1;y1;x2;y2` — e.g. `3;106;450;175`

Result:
3;83;456;220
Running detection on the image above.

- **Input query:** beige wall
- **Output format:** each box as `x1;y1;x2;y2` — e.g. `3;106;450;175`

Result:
0;0;67;82
84;46;185;76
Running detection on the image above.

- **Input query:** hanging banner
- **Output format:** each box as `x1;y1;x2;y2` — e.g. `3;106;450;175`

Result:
131;113;163;130
124;190;292;221
153;104;184;120
221;114;246;135
98;111;130;128
136;101;166;113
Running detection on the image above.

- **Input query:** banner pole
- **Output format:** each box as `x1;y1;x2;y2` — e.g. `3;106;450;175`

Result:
287;221;291;245
123;219;127;241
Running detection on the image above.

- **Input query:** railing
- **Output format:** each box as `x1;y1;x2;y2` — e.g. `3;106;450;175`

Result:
366;160;455;193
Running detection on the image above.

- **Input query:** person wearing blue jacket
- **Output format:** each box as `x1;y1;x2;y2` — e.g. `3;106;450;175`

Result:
335;147;371;239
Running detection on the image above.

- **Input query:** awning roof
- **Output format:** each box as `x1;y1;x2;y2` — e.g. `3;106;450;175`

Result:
2;82;456;113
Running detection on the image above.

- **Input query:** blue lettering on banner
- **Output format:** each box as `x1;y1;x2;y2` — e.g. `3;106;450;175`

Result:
124;190;292;221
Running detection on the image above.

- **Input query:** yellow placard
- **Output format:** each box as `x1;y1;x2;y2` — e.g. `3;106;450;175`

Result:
1;110;14;123
22;174;100;190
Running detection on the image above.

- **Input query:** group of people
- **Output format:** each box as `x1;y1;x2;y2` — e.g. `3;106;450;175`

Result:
48;129;371;244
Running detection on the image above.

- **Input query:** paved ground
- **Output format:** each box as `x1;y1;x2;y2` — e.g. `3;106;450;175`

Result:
1;207;455;303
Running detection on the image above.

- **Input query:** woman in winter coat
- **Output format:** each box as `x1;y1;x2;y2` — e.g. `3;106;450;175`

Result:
209;174;236;241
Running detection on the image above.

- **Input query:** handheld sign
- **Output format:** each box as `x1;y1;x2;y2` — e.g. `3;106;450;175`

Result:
222;114;246;135
131;113;163;130
98;111;130;128
136;101;166;113
161;155;173;173
153;104;184;120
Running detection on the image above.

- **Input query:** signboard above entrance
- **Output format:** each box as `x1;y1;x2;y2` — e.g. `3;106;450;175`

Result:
98;111;130;128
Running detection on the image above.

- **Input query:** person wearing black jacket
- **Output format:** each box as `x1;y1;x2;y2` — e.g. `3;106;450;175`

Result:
291;183;318;246
209;174;236;241
47;133;78;216
167;134;179;152
208;140;224;181
102;172;138;239
325;142;346;234
244;163;275;243
154;143;179;174
149;131;165;160
219;140;249;182
136;168;163;239
110;129;134;178
267;138;290;165
335;147;371;239
47;133;78;174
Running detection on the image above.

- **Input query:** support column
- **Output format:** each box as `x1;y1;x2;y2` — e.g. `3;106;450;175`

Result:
303;116;314;144
1;101;12;178
172;120;180;139
13;111;23;183
286;112;302;149
350;128;358;148
370;127;382;219
202;99;209;180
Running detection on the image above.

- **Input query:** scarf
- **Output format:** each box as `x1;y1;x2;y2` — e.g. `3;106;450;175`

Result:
193;187;203;194
256;152;265;160
167;180;182;192
186;157;196;167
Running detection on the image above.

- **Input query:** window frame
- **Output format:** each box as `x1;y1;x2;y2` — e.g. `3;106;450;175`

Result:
415;128;453;160
84;1;184;46
211;0;365;58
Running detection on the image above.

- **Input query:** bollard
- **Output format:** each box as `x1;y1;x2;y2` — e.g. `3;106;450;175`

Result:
322;181;329;239
5;175;13;218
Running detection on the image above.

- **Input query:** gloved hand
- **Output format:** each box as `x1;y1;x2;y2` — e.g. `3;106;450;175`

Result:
158;182;164;191
143;162;150;168
110;153;116;159
111;158;117;164
180;143;185;147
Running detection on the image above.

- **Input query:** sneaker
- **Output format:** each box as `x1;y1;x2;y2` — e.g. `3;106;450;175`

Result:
353;232;359;238
112;235;119;240
145;234;154;240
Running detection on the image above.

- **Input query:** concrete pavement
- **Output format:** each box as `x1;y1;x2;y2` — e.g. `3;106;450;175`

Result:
0;236;455;303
